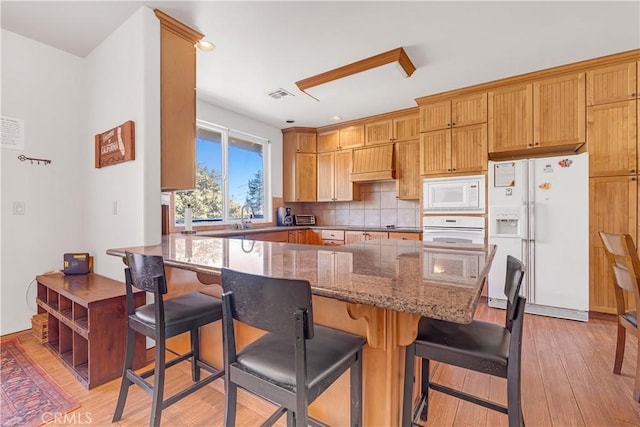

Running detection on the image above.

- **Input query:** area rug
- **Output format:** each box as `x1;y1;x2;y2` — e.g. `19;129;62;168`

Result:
1;339;79;427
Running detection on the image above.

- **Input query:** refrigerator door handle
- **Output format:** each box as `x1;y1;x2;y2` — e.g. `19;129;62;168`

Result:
529;201;535;241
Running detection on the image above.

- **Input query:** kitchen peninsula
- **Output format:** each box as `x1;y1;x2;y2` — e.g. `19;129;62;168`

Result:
108;236;495;426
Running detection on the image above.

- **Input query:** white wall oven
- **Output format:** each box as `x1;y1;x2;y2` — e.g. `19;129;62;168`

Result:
423;216;485;245
423;175;486;214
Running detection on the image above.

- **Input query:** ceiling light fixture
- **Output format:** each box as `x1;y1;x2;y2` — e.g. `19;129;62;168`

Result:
196;39;215;52
295;47;416;101
331;116;342;121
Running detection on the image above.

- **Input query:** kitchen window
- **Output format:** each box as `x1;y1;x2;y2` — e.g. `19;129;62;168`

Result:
174;120;270;226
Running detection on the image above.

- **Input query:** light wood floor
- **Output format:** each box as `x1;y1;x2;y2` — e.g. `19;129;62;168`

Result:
3;303;640;427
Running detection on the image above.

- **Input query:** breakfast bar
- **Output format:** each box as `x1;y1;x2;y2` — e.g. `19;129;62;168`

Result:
108;236;496;426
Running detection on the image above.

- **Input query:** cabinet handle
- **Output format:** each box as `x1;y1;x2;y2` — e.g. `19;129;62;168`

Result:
447;123;451;127
452;168;456;171
632;177;637;181
447;168;451;172
534;142;540;146
632;93;637;97
528;143;533;147
452;122;456;126
631;169;636;173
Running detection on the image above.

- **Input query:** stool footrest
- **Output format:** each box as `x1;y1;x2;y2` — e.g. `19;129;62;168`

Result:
429;382;508;414
163;369;224;408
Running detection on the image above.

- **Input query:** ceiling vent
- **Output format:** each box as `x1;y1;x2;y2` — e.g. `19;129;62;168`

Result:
267;88;295;100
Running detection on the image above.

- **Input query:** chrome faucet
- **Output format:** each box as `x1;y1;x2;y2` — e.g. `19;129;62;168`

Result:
240;204;255;229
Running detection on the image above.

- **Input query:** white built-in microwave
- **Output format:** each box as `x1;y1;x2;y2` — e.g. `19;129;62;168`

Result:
423;175;486;214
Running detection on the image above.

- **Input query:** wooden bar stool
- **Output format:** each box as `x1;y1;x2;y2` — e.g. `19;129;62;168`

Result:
220;268;366;427
112;251;224;427
599;232;640;402
402;255;526;427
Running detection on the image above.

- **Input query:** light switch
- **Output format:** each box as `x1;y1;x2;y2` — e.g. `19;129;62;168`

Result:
13;201;25;215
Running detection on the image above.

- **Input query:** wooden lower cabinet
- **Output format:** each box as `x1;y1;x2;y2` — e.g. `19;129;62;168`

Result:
35;273;146;389
589;175;638;313
388;232;422;241
288;229;308;244
249;231;289;242
345;230;388;244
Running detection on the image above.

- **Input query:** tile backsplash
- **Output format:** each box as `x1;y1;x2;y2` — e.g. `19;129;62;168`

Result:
291;182;421;228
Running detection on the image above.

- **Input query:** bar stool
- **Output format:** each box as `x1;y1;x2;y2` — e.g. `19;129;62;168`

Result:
112;251;224;427
599;232;640;402
402;255;526;427
220;268;366;427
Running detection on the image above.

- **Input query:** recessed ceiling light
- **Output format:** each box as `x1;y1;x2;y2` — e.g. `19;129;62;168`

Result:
286;120;295;124
331;116;342;121
196;40;215;52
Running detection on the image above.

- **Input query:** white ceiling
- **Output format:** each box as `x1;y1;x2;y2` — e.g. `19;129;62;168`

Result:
2;1;639;128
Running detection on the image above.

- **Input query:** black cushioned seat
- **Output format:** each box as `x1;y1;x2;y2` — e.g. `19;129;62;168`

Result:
221;268;366;427
112;252;224;427
623;311;637;328
402;255;526;427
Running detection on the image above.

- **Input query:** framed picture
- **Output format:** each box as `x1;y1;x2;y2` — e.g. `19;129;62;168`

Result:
95;120;135;168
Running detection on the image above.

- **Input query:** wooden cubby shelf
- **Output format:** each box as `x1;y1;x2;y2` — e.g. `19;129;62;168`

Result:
35;273;146;389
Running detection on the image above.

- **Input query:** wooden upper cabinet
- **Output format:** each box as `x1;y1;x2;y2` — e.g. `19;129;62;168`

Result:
589;175;638;313
533;73;586;148
294;153;317;202
317;130;339;152
420;130;451;175
420;101;451;132
316;152;336;202
420;94;486;132
283;128;317;202
156;10;202;191
339;125;365;149
488;83;534;153
365;119;393;146
317;150;359;202
587;100;637;177
393;112;420;142
296;132;317;153
451;93;488;127
451;124;488;174
365;112;420;145
395;139;421;199
587;62;637;106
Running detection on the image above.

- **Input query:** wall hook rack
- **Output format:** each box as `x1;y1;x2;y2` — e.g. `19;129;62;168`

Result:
18;155;51;165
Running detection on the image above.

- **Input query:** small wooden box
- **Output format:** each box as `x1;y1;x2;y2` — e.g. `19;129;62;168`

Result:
31;313;48;344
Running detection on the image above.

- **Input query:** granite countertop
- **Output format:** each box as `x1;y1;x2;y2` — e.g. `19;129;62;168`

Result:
108;236;495;324
193;225;422;238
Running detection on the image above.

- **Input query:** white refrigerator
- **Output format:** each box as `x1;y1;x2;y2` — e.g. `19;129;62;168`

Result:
488;153;589;321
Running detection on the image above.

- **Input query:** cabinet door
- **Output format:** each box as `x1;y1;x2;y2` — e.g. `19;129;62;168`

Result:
587;62;637;106
296;230;307;244
395;139;421;199
318;130;339;152
420;101;451;132
339;125;365;149
306;229;323;245
393;113;420;142
296;132;317;153
295;153;317;202
317;152;336;202
488;83;533;153
365;119;393;145
364;231;388;240
589;176;638;313
533;73;586;148
282;132;297;202
587;100;637;177
451;93;487;127
345;231;366;244
334;150;358;201
288;230;298;243
451;124;487;173
160;28;197;191
420;130;451;175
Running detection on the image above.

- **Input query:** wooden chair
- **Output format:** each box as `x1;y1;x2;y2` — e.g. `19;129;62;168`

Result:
402;255;526;427
599;232;640;402
112;252;225;427
221;268;366;427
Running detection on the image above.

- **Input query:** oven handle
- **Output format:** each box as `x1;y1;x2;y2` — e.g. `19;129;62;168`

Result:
423;228;485;235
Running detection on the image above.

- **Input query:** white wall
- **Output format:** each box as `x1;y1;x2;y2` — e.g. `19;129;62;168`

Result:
197;100;283;198
0;6;160;335
0;30;87;334
84;7;160;281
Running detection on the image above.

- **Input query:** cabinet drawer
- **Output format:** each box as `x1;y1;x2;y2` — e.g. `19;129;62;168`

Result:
321;230;345;240
322;239;344;246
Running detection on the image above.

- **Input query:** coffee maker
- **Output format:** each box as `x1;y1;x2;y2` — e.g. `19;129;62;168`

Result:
276;207;294;226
